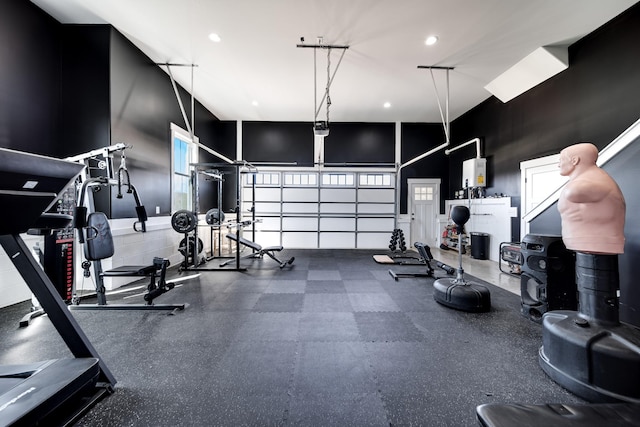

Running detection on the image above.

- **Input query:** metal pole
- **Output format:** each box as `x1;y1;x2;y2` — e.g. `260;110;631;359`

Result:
165;65;193;137
190;64;195;140
313;47;317;122
192;169;199;267
235;164;241;266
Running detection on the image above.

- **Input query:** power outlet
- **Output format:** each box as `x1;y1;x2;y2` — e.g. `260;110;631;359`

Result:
155;206;160;214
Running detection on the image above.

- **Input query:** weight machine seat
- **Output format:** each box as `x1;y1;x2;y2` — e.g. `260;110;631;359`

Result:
476;402;640;427
0;358;101;426
84;212;163;276
80;211;176;306
225;233;294;268
102;264;160;276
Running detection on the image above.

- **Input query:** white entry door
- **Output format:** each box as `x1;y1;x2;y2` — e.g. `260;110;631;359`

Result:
408;179;440;248
520;154;568;236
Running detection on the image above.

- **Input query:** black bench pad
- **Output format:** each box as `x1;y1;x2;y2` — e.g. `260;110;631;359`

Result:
226;233;283;252
102;265;157;276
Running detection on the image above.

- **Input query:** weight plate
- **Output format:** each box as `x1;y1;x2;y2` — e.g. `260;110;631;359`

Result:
171;210;197;233
205;208;225;225
178;236;204;256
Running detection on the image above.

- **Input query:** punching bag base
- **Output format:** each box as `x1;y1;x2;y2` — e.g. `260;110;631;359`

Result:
539;310;640;403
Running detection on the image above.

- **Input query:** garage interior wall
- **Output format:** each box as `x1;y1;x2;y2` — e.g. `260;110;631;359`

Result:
1;0;640;325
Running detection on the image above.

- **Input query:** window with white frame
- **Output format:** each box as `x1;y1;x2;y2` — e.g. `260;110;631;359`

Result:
284;172;318;186
171;123;198;212
359;173;393;186
414;185;434;201
321;172;354;186
247;172;280;186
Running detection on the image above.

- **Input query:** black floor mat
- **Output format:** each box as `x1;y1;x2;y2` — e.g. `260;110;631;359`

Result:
0;249;584;426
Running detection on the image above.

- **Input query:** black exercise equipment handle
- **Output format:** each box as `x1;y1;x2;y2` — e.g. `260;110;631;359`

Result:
437;261;455;275
134;205;147;233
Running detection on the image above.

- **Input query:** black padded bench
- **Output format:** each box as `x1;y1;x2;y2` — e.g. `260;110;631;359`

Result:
477;402;640;427
223;233;294;268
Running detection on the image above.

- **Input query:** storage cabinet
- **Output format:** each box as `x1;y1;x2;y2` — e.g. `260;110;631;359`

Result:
444;198;514;262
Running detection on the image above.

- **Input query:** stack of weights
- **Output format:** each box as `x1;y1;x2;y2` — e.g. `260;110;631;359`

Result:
389;229;407;252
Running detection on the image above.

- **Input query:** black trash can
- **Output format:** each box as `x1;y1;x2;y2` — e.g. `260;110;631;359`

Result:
470;232;490;260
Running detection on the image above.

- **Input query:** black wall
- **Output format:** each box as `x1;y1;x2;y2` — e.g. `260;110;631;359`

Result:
400;123;449;214
109;27;190;218
59;26;111;158
242;121;396;167
243;121;313;165
0;3;228;219
451;4;640;203
0;0;60;156
325;122;395;164
208;121;239;212
451;4;640;326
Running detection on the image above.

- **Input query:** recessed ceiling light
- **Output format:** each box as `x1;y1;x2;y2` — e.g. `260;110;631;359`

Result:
425;35;438;46
208;33;221;42
252;100;259;107
383;102;391;108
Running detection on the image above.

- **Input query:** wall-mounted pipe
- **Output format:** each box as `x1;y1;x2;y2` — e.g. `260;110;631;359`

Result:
444;137;481;158
399;141;450;170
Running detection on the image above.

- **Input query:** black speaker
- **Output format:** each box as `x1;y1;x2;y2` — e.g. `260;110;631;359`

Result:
520;234;576;322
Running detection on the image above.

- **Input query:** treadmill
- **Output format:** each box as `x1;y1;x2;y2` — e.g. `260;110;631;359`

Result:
0;147;116;426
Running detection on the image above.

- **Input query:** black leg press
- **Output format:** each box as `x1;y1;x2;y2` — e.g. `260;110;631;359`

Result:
222;233;295;268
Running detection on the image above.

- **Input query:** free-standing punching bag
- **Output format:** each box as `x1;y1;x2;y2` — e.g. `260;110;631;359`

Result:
433;205;491;312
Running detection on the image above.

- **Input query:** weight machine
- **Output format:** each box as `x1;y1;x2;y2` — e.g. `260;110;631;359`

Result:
172;161;293;271
20;144;149;323
172;162;255;272
171;167;227;269
69;144;185;311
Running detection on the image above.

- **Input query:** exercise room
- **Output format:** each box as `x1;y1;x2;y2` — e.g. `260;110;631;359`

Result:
2;1;640;426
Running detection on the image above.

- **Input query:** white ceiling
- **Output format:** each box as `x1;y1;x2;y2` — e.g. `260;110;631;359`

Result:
31;0;638;124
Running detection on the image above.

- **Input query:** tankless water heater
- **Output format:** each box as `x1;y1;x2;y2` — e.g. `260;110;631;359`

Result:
462;158;487;188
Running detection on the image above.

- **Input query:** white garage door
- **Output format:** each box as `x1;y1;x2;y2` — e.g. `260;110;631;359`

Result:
241;168;396;249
